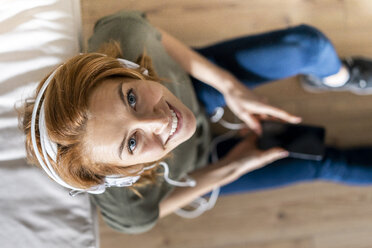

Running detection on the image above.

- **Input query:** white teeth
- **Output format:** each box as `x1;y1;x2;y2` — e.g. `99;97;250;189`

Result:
169;109;178;137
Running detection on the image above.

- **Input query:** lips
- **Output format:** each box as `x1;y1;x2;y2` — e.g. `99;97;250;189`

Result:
165;103;182;145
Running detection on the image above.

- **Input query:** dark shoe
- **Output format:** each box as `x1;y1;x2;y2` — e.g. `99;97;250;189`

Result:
300;57;372;95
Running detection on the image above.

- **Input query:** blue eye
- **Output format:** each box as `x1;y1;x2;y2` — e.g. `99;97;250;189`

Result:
127;89;136;108
128;135;137;153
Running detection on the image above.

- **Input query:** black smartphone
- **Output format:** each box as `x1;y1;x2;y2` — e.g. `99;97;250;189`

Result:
257;121;326;161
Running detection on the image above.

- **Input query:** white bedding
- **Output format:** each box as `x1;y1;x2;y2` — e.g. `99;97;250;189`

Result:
0;0;98;247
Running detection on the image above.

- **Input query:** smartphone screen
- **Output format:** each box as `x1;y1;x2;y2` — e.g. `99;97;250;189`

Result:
257;121;326;161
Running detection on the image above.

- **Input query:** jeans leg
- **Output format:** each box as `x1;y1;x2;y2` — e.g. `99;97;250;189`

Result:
316;147;372;186
197;24;341;82
215;138;372;195
191;24;342;115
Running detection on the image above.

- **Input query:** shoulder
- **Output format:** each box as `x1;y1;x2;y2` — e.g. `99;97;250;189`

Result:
88;10;162;59
92;10;161;41
94;10;147;27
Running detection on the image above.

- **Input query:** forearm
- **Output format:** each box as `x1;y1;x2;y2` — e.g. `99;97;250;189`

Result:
158;28;238;94
159;160;236;218
158;135;290;218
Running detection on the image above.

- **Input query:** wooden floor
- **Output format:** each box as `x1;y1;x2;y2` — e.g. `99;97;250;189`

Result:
81;1;372;247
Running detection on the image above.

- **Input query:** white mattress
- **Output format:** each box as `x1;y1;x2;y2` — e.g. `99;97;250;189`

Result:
0;0;98;247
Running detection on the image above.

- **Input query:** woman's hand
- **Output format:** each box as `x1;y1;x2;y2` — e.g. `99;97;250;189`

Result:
159;133;288;218
218;134;289;185
223;77;302;134
158;28;301;134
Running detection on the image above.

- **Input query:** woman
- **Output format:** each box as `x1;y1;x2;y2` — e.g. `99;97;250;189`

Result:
20;11;372;234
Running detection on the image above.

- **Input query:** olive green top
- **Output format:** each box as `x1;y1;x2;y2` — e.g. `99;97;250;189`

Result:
88;11;211;234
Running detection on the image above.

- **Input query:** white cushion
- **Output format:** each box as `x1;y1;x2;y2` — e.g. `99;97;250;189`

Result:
0;1;98;247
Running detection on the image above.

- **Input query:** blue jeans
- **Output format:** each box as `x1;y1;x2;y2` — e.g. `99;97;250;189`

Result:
192;24;341;115
190;24;372;195
215;138;372;195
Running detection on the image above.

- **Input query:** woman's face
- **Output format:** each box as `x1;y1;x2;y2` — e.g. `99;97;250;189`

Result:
84;78;196;166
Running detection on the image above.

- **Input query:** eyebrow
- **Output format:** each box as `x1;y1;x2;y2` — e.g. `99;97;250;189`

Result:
117;82;127;159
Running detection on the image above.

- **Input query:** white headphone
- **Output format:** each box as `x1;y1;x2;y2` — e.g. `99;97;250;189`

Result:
30;56;195;196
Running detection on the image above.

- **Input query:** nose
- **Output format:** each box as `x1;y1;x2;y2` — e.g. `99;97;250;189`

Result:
135;106;170;135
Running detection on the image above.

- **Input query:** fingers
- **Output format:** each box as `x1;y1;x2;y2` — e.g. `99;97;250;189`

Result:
240;114;262;135
236;147;289;175
238;127;252;137
256;148;289;166
255;103;302;124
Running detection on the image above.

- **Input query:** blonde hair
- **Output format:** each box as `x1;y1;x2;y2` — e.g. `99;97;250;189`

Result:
19;41;164;191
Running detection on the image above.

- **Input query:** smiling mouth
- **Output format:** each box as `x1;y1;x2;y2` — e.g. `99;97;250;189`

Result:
165;103;182;145
169;109;178;136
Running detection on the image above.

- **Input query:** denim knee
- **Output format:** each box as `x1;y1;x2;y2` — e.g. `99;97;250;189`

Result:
289;25;328;58
288;24;340;76
293;24;328;44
